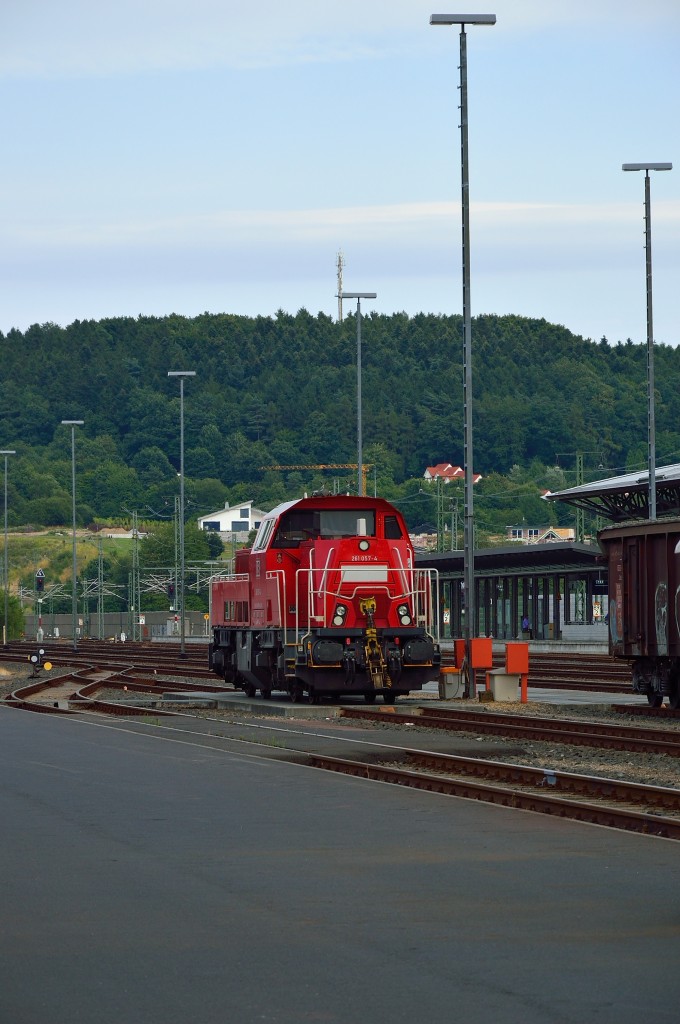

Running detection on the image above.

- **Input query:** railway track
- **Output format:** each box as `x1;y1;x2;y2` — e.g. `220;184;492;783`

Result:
306;750;680;840
3;680;679;840
0;639;215;679
442;649;632;692
341;705;680;757
1;640;635;693
3;666;230;715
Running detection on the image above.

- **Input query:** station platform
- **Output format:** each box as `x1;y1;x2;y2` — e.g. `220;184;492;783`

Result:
2;703;677;1023
155;681;646;716
419;679;646;706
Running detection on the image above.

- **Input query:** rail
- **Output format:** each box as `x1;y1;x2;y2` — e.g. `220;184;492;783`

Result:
296;566;439;643
209;565;440;644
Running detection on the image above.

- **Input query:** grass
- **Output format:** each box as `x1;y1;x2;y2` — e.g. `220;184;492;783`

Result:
5;530;134;586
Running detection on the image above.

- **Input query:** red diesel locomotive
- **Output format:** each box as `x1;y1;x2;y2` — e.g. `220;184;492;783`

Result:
209;494;441;703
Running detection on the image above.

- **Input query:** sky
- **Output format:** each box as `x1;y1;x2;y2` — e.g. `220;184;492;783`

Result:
1;0;679;345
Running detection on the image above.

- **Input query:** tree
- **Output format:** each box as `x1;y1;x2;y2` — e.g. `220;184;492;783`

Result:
130;447;176;486
205;532;224;558
140;521;211;568
186;447;217;478
4;309;678;527
79;461;142;517
186;478;229;515
0;595;24;641
24;494;77;527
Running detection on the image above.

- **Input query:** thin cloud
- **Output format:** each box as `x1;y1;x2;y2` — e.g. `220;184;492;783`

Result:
1;1;423;78
3;1;678;78
6;199;679;250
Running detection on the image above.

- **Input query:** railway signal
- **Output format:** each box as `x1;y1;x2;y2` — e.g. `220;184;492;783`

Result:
28;648;52;677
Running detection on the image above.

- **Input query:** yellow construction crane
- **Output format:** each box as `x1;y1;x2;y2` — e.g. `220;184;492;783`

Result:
260;464;373;495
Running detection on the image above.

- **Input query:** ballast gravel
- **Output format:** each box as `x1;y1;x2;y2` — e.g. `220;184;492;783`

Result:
346;698;680;791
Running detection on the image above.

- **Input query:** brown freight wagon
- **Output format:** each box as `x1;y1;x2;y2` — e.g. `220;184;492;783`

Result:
599;518;680;707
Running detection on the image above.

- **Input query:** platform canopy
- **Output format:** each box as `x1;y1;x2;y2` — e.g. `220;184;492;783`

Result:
416;540;601;575
544;463;680;522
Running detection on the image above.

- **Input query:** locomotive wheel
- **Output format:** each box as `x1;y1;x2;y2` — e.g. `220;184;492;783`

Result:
647;692;663;708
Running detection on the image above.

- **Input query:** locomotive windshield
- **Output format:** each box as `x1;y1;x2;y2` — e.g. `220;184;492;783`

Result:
271;508;377;548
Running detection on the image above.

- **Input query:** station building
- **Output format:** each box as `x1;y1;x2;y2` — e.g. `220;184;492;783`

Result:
417;542;607;644
422;463;680;646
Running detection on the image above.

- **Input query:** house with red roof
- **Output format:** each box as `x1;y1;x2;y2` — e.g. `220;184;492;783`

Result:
423;463;482;484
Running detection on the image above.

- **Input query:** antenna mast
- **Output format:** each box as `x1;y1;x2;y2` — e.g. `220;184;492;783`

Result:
336;250;345;321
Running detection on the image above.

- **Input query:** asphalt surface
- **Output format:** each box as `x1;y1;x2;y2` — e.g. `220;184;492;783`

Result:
1;705;678;1024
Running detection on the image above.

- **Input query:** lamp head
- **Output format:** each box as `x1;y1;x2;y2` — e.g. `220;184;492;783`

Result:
430;14;496;26
622;162;672;172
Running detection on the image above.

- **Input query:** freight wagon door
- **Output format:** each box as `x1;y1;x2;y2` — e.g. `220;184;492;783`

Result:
651;534;669;656
624;539;641;656
671;532;680;656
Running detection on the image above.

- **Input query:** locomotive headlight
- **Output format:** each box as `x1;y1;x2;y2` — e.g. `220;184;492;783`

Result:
397;603;412;626
358;539;370;551
332;604;348;626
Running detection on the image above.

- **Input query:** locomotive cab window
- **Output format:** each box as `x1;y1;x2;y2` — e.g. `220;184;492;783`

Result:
272;508;376;548
384;515;403;539
320;509;375;538
272;510;321;547
252;518;275;551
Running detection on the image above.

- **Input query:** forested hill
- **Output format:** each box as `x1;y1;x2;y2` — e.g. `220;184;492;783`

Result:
1;310;679;531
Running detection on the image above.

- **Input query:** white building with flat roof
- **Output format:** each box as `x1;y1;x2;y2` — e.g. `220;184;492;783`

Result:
197;501;267;539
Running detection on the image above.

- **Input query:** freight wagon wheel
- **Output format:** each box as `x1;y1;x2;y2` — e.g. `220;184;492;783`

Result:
382;692;397;705
261;688;272;700
364;692;376;705
669;689;680;710
308;687;321;705
243;683;257;699
647;692;663;708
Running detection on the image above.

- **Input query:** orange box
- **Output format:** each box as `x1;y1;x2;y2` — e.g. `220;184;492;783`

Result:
505;642;529;674
470;637;493;669
453;638;466;668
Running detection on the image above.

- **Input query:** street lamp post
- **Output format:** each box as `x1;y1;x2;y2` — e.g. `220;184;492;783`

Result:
61;421;84;651
338;291;377;496
168;371;196;657
431;13;495;695
622;162;672;522
1;450;16;646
